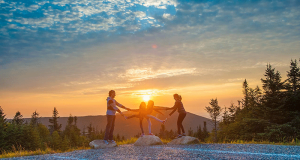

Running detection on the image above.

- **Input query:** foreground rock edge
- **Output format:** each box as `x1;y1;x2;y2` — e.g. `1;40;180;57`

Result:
167;136;200;145
89;140;117;149
134;135;163;146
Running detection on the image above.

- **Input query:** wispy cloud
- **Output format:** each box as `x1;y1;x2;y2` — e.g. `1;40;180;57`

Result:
119;68;197;82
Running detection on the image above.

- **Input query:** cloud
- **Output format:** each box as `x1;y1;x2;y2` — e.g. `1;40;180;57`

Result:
119;68;197;82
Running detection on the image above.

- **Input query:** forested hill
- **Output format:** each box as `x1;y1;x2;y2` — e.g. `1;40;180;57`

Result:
21;111;212;138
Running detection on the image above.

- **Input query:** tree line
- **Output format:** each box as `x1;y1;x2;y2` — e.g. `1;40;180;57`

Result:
206;59;300;143
0;107;125;153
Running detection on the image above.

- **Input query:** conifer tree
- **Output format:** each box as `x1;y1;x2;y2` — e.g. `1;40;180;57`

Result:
287;59;300;92
205;98;222;142
261;64;285;124
51;131;61;150
48;107;62;133
203;121;209;139
30;111;40;127
0;106;7;150
12;111;24;125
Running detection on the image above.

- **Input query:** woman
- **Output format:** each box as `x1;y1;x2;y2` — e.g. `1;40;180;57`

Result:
166;94;186;138
127;101;166;137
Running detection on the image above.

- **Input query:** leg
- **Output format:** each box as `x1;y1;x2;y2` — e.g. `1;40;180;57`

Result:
104;115;113;140
147;115;163;123
108;115;116;140
127;115;140;119
139;118;144;134
146;118;152;134
177;113;186;135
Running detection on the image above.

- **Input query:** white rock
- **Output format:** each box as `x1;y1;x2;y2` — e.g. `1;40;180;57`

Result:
167;136;200;145
89;140;117;149
134;135;163;146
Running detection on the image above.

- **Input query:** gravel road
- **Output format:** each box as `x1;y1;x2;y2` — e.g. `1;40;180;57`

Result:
4;144;300;160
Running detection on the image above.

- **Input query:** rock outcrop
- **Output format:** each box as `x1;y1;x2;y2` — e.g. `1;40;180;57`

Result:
168;136;200;145
89;140;117;149
134;135;163;146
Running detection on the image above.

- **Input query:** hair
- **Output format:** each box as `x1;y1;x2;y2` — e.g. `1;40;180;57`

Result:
139;102;146;110
173;93;182;101
147;100;154;109
109;90;115;96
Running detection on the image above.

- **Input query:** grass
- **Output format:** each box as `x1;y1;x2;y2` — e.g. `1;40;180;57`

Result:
116;137;138;145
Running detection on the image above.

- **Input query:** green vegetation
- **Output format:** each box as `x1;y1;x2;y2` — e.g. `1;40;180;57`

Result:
205;58;300;144
0;107;125;157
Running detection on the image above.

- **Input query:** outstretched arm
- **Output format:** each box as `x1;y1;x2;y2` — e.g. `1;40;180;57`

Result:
115;100;131;111
129;109;140;112
169;103;178;116
153;109;164;115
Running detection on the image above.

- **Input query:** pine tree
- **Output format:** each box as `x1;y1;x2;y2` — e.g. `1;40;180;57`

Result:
51;131;61;150
0;106;7;150
261;64;285;124
12;111;24;125
61;136;70;151
205;98;222;142
203;121;209;140
48;107;62;133
30;111;40;127
74;116;78;126
242;79;250;109
286;59;300;92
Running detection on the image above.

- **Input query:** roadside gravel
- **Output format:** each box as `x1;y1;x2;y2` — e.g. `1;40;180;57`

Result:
4;143;300;160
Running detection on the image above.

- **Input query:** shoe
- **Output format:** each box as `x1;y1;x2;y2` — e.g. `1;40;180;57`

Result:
149;133;154;135
162;118;167;125
104;140;109;145
140;133;145;137
110;140;116;143
182;133;186;136
175;135;182;139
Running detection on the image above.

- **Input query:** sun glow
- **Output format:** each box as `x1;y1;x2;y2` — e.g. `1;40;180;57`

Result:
142;95;151;102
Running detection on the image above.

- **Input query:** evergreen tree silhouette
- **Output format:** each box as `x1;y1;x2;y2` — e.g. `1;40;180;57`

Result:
205;98;222;142
12;111;24;125
48;107;62;134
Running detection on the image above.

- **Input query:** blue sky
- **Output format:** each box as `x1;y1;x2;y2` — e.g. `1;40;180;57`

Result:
0;0;300;118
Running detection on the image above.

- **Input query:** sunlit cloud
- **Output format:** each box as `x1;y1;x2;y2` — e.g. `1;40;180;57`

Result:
119;68;197;82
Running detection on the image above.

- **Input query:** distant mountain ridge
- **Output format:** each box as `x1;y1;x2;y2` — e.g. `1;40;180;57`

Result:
22;111;213;138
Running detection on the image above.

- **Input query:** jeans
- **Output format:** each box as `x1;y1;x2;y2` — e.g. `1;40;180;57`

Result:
104;115;116;140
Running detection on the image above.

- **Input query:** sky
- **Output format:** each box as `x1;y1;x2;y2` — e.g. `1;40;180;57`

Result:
0;0;300;119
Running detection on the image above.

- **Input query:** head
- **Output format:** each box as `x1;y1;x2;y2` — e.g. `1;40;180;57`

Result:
139;102;146;110
109;90;116;98
147;100;154;109
173;94;182;101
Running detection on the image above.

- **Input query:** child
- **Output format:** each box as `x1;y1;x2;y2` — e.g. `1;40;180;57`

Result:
127;101;166;137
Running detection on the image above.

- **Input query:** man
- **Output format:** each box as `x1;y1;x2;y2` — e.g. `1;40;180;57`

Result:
104;90;130;144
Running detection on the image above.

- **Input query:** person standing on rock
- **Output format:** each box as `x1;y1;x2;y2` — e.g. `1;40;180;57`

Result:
104;90;130;144
166;94;186;138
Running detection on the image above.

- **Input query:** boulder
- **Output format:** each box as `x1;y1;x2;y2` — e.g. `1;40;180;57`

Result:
134;135;163;146
89;140;117;149
167;136;200;145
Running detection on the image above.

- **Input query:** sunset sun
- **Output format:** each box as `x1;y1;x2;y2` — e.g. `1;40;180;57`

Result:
142;95;151;102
